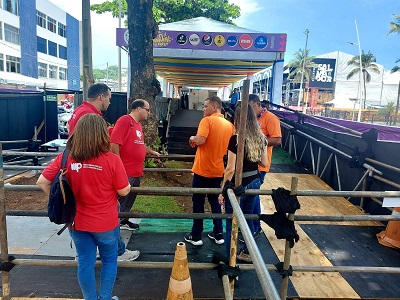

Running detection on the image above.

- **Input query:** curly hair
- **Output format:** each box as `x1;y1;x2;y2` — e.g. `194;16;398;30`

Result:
234;104;266;162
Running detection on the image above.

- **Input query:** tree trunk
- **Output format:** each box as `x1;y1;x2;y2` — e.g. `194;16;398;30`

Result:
127;0;161;149
394;80;400;126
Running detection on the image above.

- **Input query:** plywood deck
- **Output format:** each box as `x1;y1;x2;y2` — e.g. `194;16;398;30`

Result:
260;173;382;299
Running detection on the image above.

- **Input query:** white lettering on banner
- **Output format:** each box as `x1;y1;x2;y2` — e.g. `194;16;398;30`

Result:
315;64;333;82
71;163;82;172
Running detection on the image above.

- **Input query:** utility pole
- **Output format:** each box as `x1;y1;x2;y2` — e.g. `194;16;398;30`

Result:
118;0;122;91
297;29;309;110
82;0;94;102
355;20;363;122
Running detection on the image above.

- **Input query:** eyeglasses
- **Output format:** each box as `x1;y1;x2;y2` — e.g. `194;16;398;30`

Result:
142;107;150;112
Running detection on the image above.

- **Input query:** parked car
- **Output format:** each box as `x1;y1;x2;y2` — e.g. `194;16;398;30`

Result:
58;113;71;137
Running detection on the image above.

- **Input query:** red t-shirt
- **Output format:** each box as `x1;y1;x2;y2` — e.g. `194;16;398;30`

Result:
68;101;102;136
42;152;129;232
110;115;146;177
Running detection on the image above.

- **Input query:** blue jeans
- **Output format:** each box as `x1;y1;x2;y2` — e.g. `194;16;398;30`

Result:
225;177;261;256
69;226;120;300
253;171;266;233
191;174;223;238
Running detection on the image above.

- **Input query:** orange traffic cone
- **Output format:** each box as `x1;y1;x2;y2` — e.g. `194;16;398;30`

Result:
377;207;400;249
166;242;193;300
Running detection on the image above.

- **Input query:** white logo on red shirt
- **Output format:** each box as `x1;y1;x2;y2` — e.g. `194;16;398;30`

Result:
71;163;82;172
136;130;142;140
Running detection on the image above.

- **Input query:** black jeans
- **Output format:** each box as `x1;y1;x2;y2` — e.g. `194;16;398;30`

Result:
191;174;223;238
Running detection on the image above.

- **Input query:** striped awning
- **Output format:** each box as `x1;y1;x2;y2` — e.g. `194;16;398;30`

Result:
154;58;272;87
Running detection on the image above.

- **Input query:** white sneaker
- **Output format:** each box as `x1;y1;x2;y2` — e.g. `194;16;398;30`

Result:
117;249;140;261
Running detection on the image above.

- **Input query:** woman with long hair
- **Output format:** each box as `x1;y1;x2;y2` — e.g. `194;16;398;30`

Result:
37;114;131;300
218;103;268;263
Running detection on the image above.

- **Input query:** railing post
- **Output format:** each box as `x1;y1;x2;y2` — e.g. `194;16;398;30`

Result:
0;143;11;300
279;177;298;300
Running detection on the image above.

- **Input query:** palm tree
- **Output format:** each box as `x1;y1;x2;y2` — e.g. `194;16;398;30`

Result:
287;49;317;105
388;14;400;125
346;50;380;109
287;48;316;82
378;102;395;124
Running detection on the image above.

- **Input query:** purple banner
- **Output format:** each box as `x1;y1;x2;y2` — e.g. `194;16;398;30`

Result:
273;111;400;142
116;28;287;52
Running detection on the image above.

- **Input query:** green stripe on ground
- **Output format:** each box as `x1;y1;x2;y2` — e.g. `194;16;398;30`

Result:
135;218;222;233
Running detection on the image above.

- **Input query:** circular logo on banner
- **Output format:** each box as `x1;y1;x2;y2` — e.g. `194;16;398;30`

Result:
214;34;226;47
226;35;238;47
239;34;253;49
124;30;129;45
202;34;213;46
189;33;200;46
255;35;268;49
176;33;188;45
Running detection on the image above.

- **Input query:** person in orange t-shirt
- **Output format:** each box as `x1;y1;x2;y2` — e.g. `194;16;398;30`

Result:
184;96;234;246
249;94;282;235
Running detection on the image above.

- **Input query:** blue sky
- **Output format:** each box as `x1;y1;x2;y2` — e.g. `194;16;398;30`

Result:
232;0;399;70
50;0;399;70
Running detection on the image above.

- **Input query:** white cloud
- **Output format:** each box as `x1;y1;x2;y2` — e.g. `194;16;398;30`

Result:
49;0;127;67
229;0;262;27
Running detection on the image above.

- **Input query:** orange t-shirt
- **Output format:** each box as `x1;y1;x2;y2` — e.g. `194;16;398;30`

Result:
192;113;234;178
257;110;282;172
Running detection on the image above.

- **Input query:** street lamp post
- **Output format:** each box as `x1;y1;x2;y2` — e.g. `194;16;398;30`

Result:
297;29;309;110
118;0;122;91
349;20;364;122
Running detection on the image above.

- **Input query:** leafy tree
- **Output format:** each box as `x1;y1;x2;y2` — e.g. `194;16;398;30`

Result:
91;0;241;148
287;48;317;83
127;0;161;149
378;102;395;124
388;14;400;125
91;0;240;25
346;50;380;109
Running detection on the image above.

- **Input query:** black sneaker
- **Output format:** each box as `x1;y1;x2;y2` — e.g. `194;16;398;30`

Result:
207;231;225;245
238;229;262;243
184;233;203;246
120;220;139;231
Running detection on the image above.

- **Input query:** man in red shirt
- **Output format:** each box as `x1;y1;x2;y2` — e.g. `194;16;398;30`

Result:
110;99;160;230
185;96;235;246
249;94;282;236
67;83;111;136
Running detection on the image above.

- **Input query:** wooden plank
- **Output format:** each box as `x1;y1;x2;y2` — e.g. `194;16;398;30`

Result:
259;173;368;299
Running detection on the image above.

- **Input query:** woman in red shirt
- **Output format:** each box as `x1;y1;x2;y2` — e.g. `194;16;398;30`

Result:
37;114;130;300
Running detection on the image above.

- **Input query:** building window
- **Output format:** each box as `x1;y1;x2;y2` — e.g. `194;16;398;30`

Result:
0;22;2;40
49;65;57;79
48;41;57;57
6;55;20;73
59;67;67;80
58;45;67;60
38;62;47;78
2;0;18;15
47;16;56;33
36;10;46;28
58;22;66;37
4;23;19;45
0;54;4;71
37;36;47;54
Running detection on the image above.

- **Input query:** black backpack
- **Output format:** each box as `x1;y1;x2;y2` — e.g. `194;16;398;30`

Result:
48;149;76;235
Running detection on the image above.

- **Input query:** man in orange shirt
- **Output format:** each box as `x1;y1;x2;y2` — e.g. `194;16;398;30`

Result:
185;96;234;246
249;94;282;236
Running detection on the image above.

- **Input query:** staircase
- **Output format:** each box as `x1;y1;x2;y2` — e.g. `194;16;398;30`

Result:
167;109;203;155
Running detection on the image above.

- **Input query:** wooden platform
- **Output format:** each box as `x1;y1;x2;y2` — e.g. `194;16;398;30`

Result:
260;173;386;299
